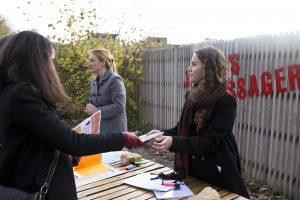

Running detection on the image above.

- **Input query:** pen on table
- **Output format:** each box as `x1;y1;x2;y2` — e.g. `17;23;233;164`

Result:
126;165;137;170
162;182;181;188
130;161;145;165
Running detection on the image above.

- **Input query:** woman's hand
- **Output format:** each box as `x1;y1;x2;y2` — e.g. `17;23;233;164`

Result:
146;129;161;136
86;103;97;115
151;136;173;153
145;129;164;146
123;131;144;149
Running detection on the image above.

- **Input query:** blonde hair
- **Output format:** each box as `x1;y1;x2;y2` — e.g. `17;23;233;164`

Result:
90;48;117;72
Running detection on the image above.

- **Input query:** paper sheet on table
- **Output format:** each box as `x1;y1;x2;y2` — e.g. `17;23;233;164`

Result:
154;184;194;199
102;151;128;165
74;164;123;187
72;111;123;187
123;173;175;192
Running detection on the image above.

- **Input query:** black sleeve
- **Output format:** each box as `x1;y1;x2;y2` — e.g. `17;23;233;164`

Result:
169;94;236;155
11;84;124;156
163;123;178;136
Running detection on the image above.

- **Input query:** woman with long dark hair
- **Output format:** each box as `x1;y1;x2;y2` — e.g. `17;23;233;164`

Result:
0;31;143;200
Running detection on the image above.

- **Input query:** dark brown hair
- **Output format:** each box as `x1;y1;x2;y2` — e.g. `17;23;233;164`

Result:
190;46;230;100
0;34;14;49
189;46;230;129
0;31;70;105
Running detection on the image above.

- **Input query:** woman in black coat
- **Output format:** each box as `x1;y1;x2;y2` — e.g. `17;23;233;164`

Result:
0;31;143;200
149;46;250;198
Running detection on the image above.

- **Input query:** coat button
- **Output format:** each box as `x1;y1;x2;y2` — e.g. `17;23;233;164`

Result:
192;155;195;159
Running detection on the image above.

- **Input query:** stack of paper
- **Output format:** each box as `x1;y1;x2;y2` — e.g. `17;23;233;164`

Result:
123;173;193;199
154;184;194;199
72;111;123;187
75;164;122;187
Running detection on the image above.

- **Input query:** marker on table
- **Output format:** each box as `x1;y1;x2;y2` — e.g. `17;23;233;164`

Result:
162;182;181;189
131;161;146;165
126;165;137;170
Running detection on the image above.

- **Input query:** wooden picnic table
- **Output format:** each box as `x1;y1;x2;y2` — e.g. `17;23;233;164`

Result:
76;159;248;200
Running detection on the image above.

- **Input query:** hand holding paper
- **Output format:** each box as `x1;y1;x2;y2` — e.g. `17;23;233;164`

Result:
123;131;144;149
139;130;164;143
151;135;173;153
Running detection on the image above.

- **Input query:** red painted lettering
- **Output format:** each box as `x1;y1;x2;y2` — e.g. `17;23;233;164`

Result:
229;53;240;75
227;81;236;97
184;70;189;88
248;75;259;97
274;67;287;93
261;71;273;96
237;78;246;99
288;64;300;91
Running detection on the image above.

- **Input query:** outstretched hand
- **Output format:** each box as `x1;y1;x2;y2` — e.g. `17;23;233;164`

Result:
122;131;144;149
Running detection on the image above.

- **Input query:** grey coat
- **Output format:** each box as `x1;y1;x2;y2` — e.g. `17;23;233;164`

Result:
89;69;127;134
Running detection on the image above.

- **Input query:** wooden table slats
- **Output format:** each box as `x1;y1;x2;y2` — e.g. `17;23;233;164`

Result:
76;160;246;200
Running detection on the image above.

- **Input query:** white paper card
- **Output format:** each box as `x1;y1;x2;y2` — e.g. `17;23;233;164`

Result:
102;151;128;165
154;184;194;199
123;173;174;192
139;132;164;142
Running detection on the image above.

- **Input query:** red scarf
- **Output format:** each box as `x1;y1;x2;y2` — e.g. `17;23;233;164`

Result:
174;84;227;177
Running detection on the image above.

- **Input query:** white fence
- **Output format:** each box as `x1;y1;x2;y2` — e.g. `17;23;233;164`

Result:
139;32;300;199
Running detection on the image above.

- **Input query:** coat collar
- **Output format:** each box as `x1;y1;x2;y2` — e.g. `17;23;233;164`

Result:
96;68;112;82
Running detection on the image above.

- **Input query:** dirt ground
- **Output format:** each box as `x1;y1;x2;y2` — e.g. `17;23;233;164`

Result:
129;147;288;200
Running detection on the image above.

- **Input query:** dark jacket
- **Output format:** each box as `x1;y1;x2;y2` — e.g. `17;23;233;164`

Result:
164;93;249;198
89;69;127;134
0;82;124;200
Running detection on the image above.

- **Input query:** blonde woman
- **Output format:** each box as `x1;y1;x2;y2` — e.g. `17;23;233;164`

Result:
86;48;127;134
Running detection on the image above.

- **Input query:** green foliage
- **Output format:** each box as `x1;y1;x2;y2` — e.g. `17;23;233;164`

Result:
0;15;13;36
46;4;164;129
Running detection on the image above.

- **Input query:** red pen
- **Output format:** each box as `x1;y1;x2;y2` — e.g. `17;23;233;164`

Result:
162;182;180;189
162;182;175;186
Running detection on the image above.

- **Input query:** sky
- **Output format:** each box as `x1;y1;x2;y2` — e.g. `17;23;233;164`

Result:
0;0;300;44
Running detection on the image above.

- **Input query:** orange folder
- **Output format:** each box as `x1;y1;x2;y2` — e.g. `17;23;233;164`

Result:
73;111;108;176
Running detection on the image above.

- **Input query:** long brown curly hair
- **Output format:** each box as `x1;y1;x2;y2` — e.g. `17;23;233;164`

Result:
189;46;230;130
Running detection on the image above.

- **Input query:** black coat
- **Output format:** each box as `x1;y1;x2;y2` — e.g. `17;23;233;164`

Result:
0;82;124;200
164;93;250;198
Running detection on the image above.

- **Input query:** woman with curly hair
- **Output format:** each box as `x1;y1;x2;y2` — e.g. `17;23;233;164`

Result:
148;46;249;198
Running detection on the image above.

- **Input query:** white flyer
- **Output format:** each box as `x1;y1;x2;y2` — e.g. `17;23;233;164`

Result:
139;131;164;142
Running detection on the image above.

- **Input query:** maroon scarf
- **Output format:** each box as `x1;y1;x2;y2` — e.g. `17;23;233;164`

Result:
174;84;227;177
